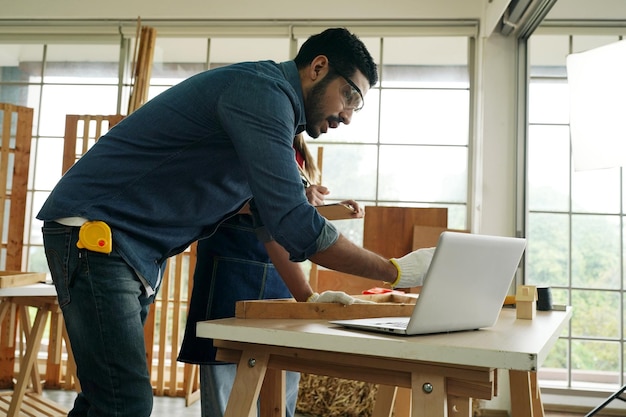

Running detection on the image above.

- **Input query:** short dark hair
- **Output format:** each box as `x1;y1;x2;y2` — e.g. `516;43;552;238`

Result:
294;28;378;87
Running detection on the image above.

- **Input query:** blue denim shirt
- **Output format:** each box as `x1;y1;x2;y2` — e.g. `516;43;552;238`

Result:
37;60;339;290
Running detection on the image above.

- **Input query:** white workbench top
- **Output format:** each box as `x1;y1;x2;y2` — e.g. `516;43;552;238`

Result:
197;307;572;372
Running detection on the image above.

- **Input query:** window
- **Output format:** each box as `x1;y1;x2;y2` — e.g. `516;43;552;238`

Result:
0;25;473;276
528;33;626;391
0;41;125;273
305;35;471;243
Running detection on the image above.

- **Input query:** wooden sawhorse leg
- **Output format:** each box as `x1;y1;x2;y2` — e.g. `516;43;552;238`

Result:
510;370;544;417
411;372;447;417
8;306;50;416
260;368;286;417
224;349;269;417
372;384;397;417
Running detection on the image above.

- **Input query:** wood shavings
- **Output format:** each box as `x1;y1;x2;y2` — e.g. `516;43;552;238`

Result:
296;374;378;417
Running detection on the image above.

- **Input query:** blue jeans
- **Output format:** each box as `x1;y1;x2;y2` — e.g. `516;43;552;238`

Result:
42;222;154;417
200;364;300;417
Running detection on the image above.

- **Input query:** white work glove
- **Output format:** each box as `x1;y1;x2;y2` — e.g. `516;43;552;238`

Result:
307;290;376;305
389;247;436;288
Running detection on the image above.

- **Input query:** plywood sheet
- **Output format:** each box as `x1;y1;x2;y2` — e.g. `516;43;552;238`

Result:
363;207;448;258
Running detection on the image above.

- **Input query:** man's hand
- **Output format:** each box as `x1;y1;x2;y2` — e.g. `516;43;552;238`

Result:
307;290;376;305
389;247;435;288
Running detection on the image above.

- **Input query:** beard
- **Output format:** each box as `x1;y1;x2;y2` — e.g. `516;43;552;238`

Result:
304;75;334;138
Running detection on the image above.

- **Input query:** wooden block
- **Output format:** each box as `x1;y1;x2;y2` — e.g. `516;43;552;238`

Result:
235;294;417;320
0;272;46;288
515;285;537;320
516;301;536;320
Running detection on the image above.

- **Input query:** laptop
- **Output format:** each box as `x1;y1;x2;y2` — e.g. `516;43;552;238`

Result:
329;231;527;336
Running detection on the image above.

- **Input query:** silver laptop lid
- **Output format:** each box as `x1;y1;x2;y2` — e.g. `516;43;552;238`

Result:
404;231;526;335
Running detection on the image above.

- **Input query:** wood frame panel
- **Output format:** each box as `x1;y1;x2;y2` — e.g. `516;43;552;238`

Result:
0;103;34;388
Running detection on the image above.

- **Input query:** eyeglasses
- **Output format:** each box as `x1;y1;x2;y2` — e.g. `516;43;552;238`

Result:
334;70;365;112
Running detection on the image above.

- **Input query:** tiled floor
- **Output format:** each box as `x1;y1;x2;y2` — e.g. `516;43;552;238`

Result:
42;389;586;417
42;389;202;417
41;389;312;416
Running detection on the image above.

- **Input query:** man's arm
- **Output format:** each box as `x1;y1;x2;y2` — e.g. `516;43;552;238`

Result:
264;240;314;302
265;231;432;302
309;234;398;283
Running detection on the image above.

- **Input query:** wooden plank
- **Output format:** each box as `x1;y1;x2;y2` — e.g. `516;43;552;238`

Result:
0;272;45;288
80;115;91;157
62;115;79;174
235;294;417;319
93;115;104;147
128;26;156;113
6;105;33;272
141;27;156;105
0;107;11;251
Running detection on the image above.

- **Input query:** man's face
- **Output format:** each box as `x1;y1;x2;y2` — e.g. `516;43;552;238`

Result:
304;69;369;138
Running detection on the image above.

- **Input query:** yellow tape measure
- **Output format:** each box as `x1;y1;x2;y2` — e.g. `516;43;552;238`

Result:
76;221;112;254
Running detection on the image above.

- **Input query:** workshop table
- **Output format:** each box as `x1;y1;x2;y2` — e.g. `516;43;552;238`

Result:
197;307;572;417
0;283;69;416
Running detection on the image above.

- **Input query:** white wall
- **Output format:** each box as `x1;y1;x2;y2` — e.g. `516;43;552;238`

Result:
473;34;520;237
547;0;626;19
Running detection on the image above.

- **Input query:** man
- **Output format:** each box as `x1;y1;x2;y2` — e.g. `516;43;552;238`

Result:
178;133;364;417
38;28;433;417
